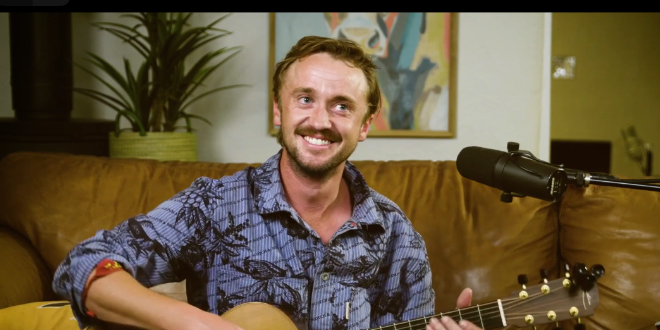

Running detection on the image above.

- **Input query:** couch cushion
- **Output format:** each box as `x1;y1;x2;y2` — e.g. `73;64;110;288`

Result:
560;184;660;329
0;226;56;309
0;301;79;330
0;152;255;274
0;152;559;312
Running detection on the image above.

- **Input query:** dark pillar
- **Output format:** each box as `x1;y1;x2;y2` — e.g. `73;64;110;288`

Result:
0;13;114;160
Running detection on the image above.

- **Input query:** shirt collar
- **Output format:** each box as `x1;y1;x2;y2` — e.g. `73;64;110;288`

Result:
250;149;384;229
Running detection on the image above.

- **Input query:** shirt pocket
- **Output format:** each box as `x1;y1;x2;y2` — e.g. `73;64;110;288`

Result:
215;266;310;321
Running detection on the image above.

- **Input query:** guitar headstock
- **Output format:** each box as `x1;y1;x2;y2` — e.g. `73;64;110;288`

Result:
503;263;604;328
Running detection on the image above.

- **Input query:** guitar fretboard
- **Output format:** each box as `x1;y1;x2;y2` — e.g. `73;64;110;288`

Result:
368;300;505;330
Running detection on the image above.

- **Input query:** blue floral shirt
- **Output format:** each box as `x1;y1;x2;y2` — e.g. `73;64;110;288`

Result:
53;150;435;330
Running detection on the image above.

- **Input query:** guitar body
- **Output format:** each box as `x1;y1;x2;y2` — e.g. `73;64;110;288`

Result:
220;302;304;330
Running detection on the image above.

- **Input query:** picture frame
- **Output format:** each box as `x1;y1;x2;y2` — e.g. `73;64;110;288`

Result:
268;12;458;138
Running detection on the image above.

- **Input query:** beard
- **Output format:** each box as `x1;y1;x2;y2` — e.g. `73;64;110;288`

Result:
282;125;358;180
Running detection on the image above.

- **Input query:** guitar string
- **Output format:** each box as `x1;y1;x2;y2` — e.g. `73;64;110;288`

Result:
371;315;505;330
372;280;573;330
371;301;509;330
369;290;560;330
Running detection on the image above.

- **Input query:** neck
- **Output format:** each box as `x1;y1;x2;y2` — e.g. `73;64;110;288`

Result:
279;150;347;217
367;301;505;330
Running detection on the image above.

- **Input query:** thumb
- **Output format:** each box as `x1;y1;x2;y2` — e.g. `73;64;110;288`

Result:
456;287;473;308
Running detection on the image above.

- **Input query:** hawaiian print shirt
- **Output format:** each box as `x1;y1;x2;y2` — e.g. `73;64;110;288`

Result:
53;150;435;330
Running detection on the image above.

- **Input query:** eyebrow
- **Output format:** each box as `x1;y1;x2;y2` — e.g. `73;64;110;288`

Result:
291;87;358;107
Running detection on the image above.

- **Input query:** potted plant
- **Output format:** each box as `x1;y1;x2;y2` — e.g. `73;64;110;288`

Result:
75;12;246;161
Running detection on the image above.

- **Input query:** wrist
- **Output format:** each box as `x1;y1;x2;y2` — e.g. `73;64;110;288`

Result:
83;259;125;318
159;300;206;330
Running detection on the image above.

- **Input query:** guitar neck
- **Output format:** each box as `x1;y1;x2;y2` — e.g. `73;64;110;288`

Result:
369;300;505;330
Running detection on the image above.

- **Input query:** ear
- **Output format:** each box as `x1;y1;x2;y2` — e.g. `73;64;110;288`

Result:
273;97;282;127
358;113;375;142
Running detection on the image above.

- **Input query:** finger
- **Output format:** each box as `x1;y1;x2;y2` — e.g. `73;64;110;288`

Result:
439;316;466;330
456;287;472;308
458;319;483;330
427;317;448;330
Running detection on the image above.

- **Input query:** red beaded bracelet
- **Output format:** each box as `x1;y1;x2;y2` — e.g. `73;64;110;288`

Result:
82;259;124;318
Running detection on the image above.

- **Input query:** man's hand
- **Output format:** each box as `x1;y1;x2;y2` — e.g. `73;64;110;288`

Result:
426;288;483;330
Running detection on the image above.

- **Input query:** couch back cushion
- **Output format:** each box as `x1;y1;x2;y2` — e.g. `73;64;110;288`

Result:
0;152;558;312
560;184;660;329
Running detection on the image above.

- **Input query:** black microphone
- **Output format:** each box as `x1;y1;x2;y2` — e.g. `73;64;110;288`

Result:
456;142;568;203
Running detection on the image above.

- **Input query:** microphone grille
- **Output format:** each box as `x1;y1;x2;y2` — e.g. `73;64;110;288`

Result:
456;146;506;187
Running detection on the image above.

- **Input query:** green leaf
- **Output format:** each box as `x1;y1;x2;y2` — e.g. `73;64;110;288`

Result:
183;115;192;132
85;52;130;94
74;87;129;110
135;61;152;128
179;84;249;112
119;108;147;135
74;88;126;112
179;47;242;104
94;23;150;57
206;13;232;29
119;13;148;25
123;59;140;113
114;112;123;136
76;88;145;135
180;113;212;126
73;62;131;109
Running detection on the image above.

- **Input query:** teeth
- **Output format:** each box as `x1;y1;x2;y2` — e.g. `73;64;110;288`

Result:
304;136;330;146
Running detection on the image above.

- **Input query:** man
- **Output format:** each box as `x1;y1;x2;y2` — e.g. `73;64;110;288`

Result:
53;36;481;330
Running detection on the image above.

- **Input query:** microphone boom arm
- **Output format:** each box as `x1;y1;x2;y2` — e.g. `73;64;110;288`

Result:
508;141;660;196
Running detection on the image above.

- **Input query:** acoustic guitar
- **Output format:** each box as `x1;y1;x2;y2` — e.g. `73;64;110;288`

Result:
99;263;603;330
220;263;604;330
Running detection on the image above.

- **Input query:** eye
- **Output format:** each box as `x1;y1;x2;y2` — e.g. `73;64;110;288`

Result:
336;104;349;111
300;96;312;104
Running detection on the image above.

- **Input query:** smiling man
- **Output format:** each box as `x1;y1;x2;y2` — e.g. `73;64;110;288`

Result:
53;36;481;330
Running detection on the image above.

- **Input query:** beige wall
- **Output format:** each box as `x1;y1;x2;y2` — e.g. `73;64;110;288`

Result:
551;13;660;177
0;13;550;163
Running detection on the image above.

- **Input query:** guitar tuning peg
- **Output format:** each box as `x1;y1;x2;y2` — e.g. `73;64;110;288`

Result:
518;274;528;287
552;321;562;330
572;262;588;277
572;262;596;291
574;317;586;330
540;269;549;283
590;264;605;279
517;274;529;300
564;263;572;278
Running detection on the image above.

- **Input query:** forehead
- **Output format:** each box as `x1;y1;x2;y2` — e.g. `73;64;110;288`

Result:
283;53;368;100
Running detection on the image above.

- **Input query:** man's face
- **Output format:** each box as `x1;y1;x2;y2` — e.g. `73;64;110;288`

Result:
273;52;373;178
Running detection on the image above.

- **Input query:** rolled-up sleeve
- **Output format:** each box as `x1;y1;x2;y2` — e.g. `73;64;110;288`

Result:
52;177;220;327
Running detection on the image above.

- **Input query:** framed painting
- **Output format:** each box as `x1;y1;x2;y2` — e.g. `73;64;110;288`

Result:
268;12;458;138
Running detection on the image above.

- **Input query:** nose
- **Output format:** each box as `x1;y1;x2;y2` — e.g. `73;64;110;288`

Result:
308;105;331;130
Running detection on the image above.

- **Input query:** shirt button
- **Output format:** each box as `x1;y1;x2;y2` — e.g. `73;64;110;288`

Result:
320;272;330;281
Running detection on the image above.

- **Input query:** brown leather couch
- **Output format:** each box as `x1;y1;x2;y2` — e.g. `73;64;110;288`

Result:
0;151;658;330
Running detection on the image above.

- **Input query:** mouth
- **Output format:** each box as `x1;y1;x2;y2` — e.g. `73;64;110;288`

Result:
301;135;334;147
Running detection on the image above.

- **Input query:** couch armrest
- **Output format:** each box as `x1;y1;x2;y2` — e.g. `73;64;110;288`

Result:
0;226;56;309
